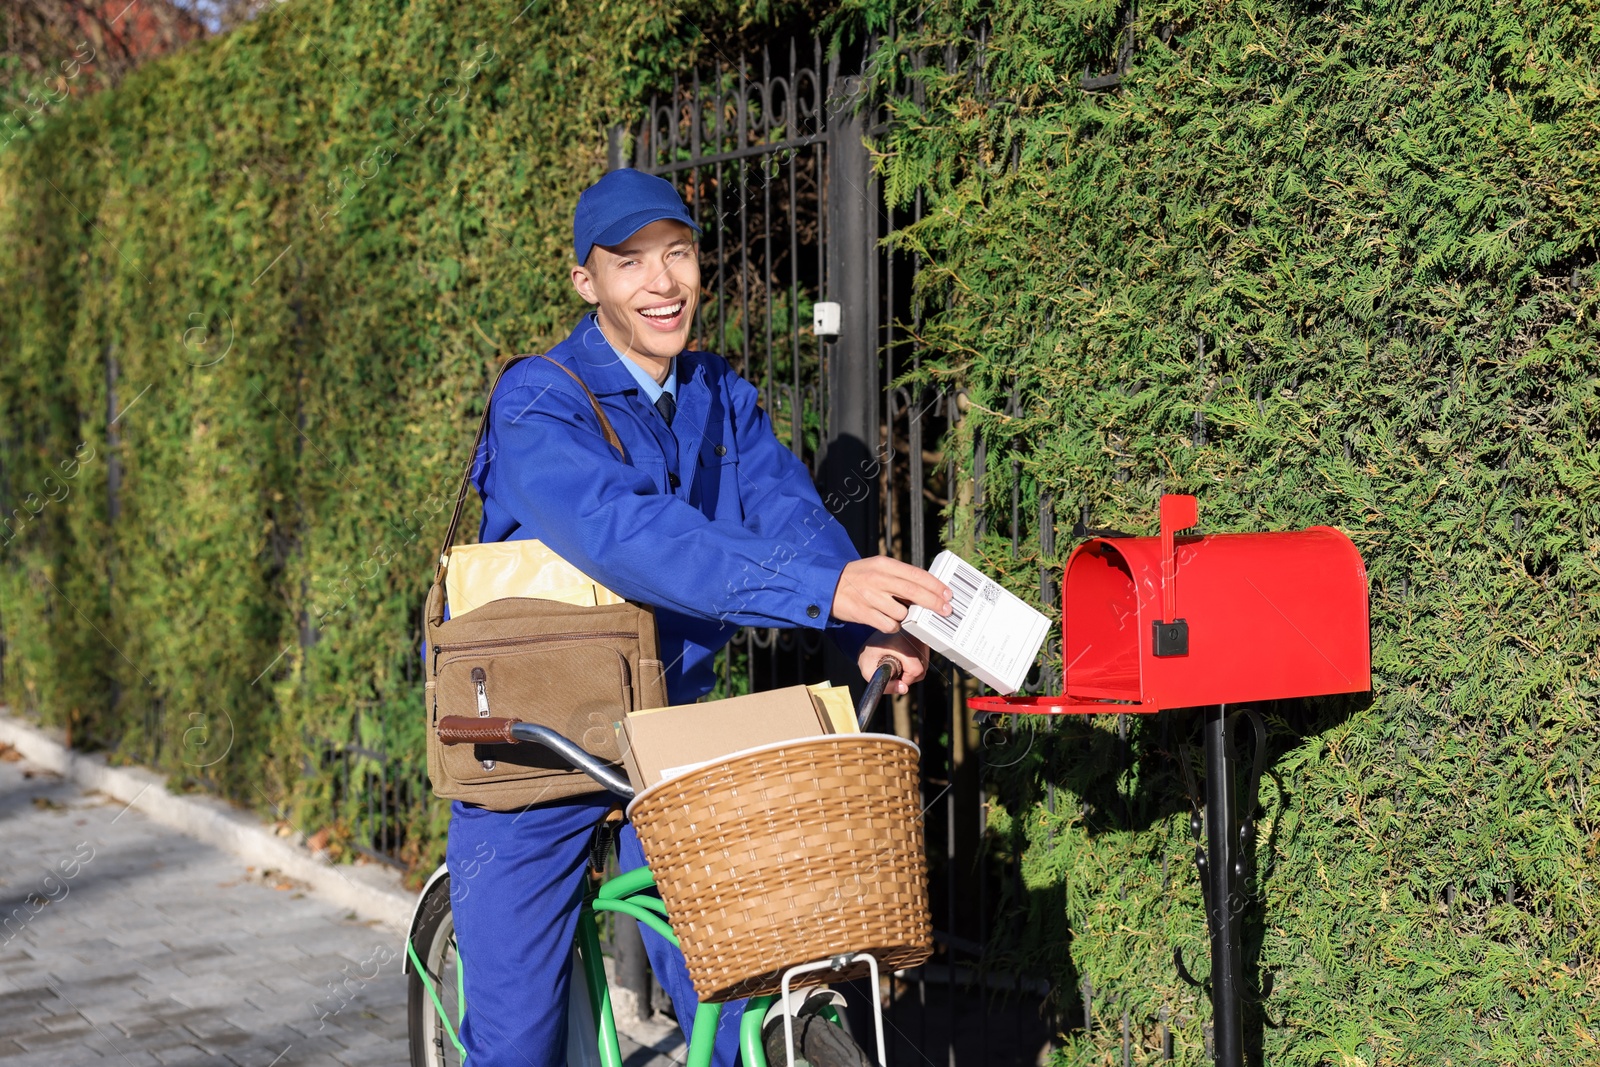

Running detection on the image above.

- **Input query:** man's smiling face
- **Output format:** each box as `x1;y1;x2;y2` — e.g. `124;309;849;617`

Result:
572;219;700;373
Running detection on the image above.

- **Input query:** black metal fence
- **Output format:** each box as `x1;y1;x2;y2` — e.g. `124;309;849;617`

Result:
613;31;1069;1065
313;734;423;869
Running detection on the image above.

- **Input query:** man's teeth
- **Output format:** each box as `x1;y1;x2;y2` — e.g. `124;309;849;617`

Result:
639;303;683;319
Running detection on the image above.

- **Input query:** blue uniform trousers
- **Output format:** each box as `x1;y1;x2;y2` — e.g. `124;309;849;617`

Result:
448;796;746;1066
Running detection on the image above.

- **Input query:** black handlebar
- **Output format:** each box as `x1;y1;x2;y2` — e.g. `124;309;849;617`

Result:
857;657;902;731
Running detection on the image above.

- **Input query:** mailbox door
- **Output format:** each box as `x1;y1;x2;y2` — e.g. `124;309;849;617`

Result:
1062;541;1143;702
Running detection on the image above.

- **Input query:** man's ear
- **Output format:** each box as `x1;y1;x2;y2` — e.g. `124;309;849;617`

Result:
571;262;599;305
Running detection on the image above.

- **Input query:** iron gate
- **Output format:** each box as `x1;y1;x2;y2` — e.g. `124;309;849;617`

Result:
613;33;1064;1066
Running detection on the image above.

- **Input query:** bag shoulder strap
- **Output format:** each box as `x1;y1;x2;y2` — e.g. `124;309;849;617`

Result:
433;353;624;584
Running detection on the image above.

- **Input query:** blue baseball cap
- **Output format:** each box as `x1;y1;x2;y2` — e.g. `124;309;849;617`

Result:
573;169;701;264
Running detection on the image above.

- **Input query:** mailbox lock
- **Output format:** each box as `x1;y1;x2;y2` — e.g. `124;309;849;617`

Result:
1152;618;1189;657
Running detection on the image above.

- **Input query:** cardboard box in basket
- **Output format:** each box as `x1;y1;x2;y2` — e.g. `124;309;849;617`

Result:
619;683;858;793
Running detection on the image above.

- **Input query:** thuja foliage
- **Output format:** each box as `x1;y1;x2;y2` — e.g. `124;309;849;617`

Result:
850;0;1600;1060
4;0;1598;1056
0;0;806;872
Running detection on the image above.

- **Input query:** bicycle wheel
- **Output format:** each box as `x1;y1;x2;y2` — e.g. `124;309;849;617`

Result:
407;873;466;1067
761;1010;875;1067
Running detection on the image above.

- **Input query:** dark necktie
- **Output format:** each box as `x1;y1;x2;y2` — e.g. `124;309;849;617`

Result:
654;391;676;426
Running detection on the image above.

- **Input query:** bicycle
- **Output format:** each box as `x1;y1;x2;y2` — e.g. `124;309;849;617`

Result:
404;662;905;1067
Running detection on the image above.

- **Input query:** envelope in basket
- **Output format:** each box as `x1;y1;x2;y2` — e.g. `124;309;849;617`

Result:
444;540;624;617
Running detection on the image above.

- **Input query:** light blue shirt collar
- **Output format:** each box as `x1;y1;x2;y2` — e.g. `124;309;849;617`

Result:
594;314;676;402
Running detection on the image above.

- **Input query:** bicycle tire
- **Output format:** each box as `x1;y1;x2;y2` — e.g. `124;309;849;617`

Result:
762;1010;875;1067
407;873;465;1067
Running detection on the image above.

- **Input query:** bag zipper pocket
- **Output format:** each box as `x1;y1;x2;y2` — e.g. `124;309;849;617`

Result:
470;666;496;771
433;631;636;675
436;631;634;654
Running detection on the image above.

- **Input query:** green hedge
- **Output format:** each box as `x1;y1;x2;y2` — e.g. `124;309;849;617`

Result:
854;0;1600;1060
4;0;1598;1060
0;0;770;871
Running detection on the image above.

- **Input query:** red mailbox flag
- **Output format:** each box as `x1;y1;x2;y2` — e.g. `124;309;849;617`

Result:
1159;493;1199;626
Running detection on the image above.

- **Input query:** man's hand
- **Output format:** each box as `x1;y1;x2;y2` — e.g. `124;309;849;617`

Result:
859;631;930;695
831;555;952;632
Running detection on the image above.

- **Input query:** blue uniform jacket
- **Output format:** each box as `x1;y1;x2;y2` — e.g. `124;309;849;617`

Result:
471;315;868;703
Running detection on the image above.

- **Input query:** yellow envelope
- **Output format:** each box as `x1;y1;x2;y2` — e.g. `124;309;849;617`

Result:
444;540;623;617
807;682;861;735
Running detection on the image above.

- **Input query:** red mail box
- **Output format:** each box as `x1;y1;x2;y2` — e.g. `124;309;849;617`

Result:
970;495;1370;714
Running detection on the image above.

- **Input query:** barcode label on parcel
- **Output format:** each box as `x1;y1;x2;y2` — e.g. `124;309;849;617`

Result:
903;551;1050;695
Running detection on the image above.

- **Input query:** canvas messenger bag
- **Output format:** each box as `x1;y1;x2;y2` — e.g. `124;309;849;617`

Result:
424;354;668;810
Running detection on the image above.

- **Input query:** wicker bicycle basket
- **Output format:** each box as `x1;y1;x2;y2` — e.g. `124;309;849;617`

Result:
625;734;933;1003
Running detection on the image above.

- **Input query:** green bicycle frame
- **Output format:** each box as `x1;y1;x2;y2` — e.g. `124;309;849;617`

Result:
419;864;781;1067
589;865;781;1067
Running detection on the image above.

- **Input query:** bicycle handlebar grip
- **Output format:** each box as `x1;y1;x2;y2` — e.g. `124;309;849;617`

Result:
436;716;521;745
857;659;903;731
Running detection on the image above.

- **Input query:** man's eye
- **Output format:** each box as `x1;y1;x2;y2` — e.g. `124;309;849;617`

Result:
618;259;638;268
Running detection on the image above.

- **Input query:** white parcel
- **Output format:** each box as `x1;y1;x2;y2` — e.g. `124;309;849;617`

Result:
903;550;1051;695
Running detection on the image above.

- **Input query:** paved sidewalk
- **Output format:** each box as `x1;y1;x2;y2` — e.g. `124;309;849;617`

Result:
0;745;685;1066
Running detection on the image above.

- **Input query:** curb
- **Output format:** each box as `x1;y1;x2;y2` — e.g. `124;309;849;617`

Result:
0;709;416;931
